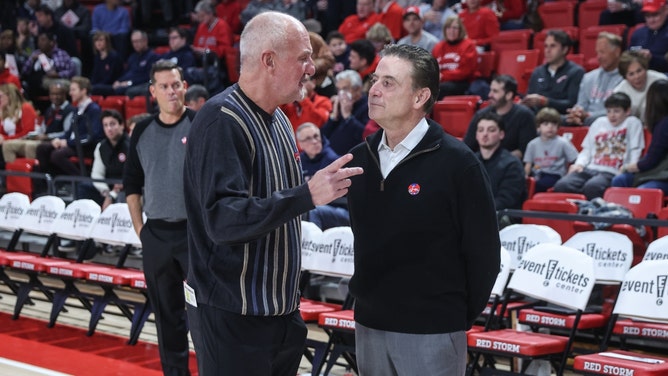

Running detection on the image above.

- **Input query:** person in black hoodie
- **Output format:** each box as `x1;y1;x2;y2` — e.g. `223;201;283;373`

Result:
76;109;129;208
347;44;500;375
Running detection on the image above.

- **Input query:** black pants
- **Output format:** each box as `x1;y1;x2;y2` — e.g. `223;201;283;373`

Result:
141;219;191;376
189;305;307;376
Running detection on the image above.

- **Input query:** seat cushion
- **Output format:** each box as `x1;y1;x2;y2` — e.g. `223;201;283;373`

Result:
299;299;342;322
467;329;570;356
613;319;668;340
85;267;144;286
519;308;609;329
573;350;668;376
1;253;70;273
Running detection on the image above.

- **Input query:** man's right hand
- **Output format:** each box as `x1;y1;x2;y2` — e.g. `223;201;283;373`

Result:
307;154;363;206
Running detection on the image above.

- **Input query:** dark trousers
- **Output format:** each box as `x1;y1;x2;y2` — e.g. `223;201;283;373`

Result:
36;143;78;176
140;219;191;376
189;305;306;376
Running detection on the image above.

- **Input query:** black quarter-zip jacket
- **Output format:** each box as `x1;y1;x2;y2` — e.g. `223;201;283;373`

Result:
347;119;501;334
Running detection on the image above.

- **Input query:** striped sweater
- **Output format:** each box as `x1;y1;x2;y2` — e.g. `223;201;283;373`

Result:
184;84;314;316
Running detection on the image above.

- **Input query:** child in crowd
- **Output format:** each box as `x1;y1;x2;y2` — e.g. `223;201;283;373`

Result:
553;92;644;200
524;107;579;193
326;31;350;76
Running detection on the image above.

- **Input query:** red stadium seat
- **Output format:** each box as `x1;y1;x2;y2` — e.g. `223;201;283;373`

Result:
538;1;576;29
430;98;478;139
578;0;609;30
496;49;540;95
491;29;533;53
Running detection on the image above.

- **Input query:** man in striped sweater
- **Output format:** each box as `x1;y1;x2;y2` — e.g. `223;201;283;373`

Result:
183;11;363;376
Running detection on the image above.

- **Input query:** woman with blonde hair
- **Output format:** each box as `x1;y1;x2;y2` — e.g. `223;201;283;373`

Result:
431;15;479;99
0;83;37;145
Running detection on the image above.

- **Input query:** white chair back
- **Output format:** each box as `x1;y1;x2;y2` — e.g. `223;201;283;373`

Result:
88;203;141;247
490;247;512;297
17;195;66;236
644;236;668;262
563;231;633;284
613;260;668;323
507;243;596;311
301;221;354;277
499;224;562;271
0;192;31;232
51;199;102;241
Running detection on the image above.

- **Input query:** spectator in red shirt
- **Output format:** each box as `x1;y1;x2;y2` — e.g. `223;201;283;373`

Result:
432;15;479;98
215;0;243;35
280;73;333;131
339;0;379;43
376;0;406;40
0;53;21;90
193;0;233;60
482;0;527;30
459;0;500;50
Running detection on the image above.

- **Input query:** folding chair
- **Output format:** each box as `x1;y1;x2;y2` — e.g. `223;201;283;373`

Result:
496;50;540;95
538;1;576;29
0;195;70;319
300;223;357;376
643;235;668;261
467;243;598;376
431;98;478;139
82;203;148;344
572;260;668;375
499;223;562;271
0;192;31;296
563;231;634;321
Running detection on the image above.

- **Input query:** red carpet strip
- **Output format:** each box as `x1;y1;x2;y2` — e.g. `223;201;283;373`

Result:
0;312;197;375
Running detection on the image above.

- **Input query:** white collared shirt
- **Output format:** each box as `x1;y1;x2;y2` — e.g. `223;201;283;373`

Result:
377;118;429;178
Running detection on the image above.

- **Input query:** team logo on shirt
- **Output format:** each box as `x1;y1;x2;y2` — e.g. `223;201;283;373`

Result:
181;137;187;144
408;183;420;196
294;152;300;162
118;153;126;162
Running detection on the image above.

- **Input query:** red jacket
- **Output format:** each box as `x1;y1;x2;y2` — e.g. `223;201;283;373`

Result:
1;102;36;140
215;1;242;35
339;13;379;44
459;7;500;47
482;0;526;23
378;1;406;41
432;38;479;82
194;18;233;58
0;70;21;90
280;93;333;131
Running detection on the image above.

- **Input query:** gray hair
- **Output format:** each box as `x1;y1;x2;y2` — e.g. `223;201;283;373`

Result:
335;70;363;89
240;12;304;72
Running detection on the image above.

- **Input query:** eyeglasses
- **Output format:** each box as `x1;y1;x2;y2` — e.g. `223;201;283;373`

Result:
299;134;321;143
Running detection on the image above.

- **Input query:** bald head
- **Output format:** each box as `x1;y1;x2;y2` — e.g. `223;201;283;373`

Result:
239;12;308;72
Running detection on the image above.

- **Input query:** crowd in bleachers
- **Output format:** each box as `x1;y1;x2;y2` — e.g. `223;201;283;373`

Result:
0;0;668;214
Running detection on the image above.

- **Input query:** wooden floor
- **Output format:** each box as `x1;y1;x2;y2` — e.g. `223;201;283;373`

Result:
0;283;353;376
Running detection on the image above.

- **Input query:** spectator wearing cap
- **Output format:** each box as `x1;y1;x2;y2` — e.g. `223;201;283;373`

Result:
397;6;439;53
628;0;668;72
376;0;406;41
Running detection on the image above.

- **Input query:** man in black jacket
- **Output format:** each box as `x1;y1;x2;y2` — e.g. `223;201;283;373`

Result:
347;44;500;375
